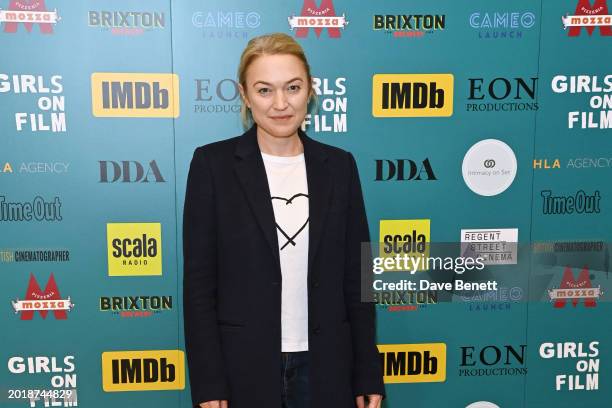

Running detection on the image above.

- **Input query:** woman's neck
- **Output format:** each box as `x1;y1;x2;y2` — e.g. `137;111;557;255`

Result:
256;127;303;157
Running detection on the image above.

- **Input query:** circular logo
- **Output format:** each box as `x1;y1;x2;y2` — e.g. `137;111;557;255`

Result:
462;139;517;196
466;402;500;408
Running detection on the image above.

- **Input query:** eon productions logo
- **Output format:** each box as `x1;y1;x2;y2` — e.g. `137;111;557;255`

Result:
1;0;60;34
462;139;517;196
539;341;600;391
372;74;454;117
549;266;601;308
377;343;446;383
101;350;185;391
12;273;74;320
91;73;180;118
288;0;348;38
563;0;612;36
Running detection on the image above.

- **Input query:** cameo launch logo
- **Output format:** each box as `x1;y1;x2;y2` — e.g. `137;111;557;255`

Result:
192;11;261;40
88;11;165;36
469;11;536;39
551;75;611;129
466;77;538;113
539;341;600;391
540;190;601;215
372;14;445;38
372;74;453;117
91;73;179;118
563;0;612;36
99;160;165;183
377;343;446;383
0;74;67;133
288;0;348;38
1;0;60;34
549;266;601;308
107;223;162;276
101;350;185;391
374;159;437;181
12;273;74;320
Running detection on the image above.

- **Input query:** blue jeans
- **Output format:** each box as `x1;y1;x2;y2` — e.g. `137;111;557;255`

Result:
281;351;310;408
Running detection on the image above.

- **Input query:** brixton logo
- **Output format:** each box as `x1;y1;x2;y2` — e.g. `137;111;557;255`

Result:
377;343;446;383
101;350;185;391
288;0;348;38
1;0;60;34
12;273;74;320
549;266;601;308
107;223;162;276
372;74;453;117
563;0;612;36
91;73;179;118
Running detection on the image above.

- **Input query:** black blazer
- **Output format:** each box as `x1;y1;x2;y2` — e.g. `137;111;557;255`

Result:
182;124;385;408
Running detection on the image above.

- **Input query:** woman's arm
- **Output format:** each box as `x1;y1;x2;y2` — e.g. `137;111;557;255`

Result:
183;147;230;406
343;152;386;400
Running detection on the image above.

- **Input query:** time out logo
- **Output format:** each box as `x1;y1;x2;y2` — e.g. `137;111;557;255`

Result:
372;74;454;117
107;223;162;276
91;73;179;118
101;350;185;391
379;219;430;271
378;343;446;383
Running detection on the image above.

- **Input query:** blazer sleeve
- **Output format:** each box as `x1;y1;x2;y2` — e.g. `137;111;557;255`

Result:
344;152;386;399
183;147;230;406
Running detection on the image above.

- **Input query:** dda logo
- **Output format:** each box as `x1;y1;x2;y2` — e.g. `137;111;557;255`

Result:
107;223;162;276
372;74;453;117
101;350;185;391
379;219;430;271
378;343;446;383
91;73;179;118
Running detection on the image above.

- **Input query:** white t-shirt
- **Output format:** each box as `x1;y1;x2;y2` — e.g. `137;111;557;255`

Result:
261;151;309;352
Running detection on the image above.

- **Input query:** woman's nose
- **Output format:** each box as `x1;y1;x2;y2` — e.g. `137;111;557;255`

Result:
273;90;288;110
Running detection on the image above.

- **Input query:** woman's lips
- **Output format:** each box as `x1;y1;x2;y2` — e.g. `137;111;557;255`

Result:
270;115;292;121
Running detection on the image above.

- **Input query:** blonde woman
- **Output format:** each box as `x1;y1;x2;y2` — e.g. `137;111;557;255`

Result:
183;33;385;408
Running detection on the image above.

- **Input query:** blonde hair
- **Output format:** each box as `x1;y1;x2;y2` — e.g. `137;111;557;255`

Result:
237;32;318;129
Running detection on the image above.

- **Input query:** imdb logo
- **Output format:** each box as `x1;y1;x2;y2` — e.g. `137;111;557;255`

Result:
372;74;453;117
101;350;185;391
91;73;179;118
378;343;446;383
107;222;162;276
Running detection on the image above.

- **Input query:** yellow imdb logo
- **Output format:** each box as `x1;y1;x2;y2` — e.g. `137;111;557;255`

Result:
379;219;430;272
378;343;446;384
102;350;185;392
372;74;453;117
107;222;162;276
91;73;180;118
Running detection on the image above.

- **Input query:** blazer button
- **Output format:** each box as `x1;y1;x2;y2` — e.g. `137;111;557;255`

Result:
313;324;321;335
312;281;319;288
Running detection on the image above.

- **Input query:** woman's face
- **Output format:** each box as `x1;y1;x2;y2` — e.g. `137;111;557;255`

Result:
240;53;311;139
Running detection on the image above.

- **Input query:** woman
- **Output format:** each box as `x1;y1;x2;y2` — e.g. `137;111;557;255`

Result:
183;33;385;408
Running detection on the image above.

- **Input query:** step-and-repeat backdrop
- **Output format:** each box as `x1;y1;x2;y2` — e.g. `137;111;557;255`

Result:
1;0;611;407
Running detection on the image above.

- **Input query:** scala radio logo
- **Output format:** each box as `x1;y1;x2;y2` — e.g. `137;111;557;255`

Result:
12;273;74;320
378;343;446;383
372;74;453;117
372;14;446;38
563;0;612;36
91;73;179;118
101;350;185;391
549;266;601;308
99;160;165;183
288;0;348;38
539;341;600;391
379;219;430;272
107;223;162;276
1;0;60;34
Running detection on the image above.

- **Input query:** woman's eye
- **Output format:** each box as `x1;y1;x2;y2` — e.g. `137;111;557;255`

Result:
288;85;301;93
257;88;271;95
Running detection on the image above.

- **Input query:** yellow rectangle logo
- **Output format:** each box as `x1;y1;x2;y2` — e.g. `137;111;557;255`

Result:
378;343;446;383
101;350;185;391
372;74;453;117
107;222;162;276
91;73;180;118
379;219;430;272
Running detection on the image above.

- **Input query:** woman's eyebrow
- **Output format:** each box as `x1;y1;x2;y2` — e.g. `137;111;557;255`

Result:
253;77;304;86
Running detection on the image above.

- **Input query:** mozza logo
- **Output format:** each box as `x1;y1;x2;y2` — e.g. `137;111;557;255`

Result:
12;273;74;320
288;0;348;38
563;0;612;36
549;266;601;308
1;0;60;34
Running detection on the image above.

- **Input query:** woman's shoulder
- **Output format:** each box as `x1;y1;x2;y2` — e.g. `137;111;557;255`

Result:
192;134;242;159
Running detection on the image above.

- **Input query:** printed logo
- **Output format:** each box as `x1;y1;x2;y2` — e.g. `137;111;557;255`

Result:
379;219;430;272
107;223;162;276
12;273;74;320
539;341;600;391
372;74;453;117
466;77;538;113
100;296;173;318
466;403;500;408
91;73;179;118
533;158;560;169
101;350;185;391
88;11;165;35
469;11;536;39
1;0;60;34
288;0;348;38
304;77;347;132
551;75;611;130
192;11;261;40
0;195;63;222
459;344;527;377
462;139;517;196
375;159;437;181
378;343;446;383
549;266;601;307
99;160;165;183
540;190;601;215
461;228;518;265
372;14;445;38
0;248;70;262
563;0;612;36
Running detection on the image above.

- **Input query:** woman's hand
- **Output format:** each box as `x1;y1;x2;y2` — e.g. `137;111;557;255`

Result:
356;394;383;408
199;400;228;408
